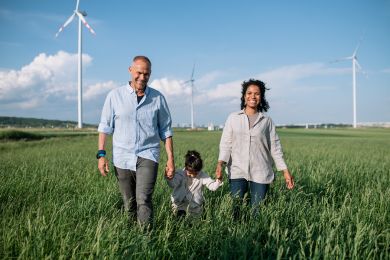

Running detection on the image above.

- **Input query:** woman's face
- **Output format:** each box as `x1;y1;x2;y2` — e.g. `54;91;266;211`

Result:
245;84;261;109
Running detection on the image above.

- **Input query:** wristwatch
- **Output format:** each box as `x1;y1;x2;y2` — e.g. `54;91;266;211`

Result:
96;150;106;159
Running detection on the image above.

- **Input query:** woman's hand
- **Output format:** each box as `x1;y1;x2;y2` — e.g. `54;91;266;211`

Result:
215;161;225;181
283;169;294;189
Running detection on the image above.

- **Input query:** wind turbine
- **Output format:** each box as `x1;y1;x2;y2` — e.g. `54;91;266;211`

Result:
55;0;96;128
184;63;196;129
334;40;363;128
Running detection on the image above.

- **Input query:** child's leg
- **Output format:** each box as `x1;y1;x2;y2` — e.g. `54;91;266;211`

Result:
188;205;203;219
177;210;186;217
173;202;188;218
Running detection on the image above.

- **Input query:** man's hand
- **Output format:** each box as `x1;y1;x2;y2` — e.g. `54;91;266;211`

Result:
98;157;109;177
165;159;175;179
165;166;174;180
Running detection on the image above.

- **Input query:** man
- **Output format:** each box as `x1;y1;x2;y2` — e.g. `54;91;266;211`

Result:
97;55;175;226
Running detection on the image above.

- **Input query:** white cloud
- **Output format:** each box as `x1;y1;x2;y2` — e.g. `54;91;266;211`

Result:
250;63;350;98
150;77;190;97
381;68;390;74
202;80;241;100
84;81;118;100
258;63;348;84
16;98;42;109
196;70;227;86
0;51;92;107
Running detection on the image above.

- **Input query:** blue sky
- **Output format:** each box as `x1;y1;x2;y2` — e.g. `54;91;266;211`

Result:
1;0;389;126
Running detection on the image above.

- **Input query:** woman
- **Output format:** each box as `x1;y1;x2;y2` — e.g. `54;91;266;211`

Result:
215;79;294;217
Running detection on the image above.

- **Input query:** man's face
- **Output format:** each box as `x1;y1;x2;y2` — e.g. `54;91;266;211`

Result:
129;59;151;93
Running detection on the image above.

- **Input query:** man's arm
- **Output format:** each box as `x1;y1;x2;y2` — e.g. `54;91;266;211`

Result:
164;136;175;179
98;132;110;176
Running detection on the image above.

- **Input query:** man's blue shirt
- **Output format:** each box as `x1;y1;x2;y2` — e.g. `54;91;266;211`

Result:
98;85;173;171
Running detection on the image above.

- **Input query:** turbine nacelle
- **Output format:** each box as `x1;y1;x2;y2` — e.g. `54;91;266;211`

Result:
78;10;87;17
55;4;95;38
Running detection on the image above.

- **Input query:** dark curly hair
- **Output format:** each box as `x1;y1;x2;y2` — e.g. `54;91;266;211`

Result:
240;79;270;112
184;150;203;172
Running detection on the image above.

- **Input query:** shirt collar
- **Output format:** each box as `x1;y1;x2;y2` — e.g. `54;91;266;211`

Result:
128;81;150;96
237;109;264;118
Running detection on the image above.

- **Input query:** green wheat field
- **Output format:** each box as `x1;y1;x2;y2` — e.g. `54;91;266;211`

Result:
1;128;389;259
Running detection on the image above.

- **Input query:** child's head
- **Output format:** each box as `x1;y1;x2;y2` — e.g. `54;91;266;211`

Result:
184;150;203;174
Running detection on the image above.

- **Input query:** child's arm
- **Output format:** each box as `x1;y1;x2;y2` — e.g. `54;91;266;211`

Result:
165;168;182;188
202;172;223;191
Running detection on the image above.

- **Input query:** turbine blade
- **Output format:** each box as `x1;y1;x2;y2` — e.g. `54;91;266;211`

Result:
330;56;352;63
55;13;76;37
75;0;80;11
353;33;365;57
76;11;96;35
355;59;368;77
355;59;362;70
191;63;196;80
353;43;361;57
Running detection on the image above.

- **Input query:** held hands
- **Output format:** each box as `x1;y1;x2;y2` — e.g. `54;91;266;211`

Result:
98;157;109;177
283;169;294;190
164;166;174;180
215;161;224;181
165;159;175;180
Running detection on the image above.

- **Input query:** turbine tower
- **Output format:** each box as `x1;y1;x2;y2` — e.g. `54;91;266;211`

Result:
182;64;196;129
334;41;363;128
55;0;96;128
185;63;196;129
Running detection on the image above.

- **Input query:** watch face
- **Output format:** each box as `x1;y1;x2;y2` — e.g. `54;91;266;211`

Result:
96;153;105;159
96;150;106;159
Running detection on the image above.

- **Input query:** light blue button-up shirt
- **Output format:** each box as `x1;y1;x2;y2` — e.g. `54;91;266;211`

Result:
98;84;173;171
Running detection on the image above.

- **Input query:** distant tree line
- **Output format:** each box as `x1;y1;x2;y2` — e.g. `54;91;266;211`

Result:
281;123;352;129
0;116;97;128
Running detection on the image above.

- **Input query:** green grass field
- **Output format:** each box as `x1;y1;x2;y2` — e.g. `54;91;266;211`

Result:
1;128;389;259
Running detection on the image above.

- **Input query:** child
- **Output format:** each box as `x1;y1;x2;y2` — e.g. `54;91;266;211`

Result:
165;150;223;218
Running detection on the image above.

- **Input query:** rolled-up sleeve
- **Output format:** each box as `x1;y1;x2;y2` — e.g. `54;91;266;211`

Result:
157;95;173;140
98;92;115;134
165;172;183;188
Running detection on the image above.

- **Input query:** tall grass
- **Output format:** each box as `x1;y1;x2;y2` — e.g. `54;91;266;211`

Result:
0;128;389;259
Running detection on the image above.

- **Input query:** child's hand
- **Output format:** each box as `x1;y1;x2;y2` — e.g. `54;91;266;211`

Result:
165;166;174;180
